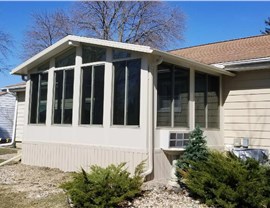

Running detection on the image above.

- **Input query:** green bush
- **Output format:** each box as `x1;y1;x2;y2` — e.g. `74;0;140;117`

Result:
61;162;144;208
180;151;270;208
176;126;209;179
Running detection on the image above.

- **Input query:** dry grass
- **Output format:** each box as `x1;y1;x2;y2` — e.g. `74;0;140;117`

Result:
0;186;68;208
0;147;17;155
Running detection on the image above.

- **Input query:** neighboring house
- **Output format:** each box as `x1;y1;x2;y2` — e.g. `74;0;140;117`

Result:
0;82;26;147
10;35;270;180
0;92;15;143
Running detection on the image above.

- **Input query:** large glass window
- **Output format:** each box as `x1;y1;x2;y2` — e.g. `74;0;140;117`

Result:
30;73;48;124
55;49;76;68
53;69;74;124
195;72;219;129
113;59;141;125
81;65;105;125
82;45;106;63
157;63;189;127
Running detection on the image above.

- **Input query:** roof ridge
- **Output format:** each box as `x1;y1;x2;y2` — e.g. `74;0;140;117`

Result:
168;34;268;52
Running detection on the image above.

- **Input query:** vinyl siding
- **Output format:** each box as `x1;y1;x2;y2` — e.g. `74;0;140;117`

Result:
15;91;25;141
0;93;16;139
22;141;148;173
223;69;270;151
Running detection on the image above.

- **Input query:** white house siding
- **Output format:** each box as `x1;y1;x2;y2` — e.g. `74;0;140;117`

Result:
0;93;16;140
22;48;151;174
22;141;148;173
223;69;270;151
15;91;25;142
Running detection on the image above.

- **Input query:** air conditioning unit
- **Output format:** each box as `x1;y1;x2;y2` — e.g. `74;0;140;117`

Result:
169;132;190;148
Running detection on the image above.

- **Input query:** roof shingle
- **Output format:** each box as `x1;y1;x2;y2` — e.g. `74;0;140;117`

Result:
170;35;270;65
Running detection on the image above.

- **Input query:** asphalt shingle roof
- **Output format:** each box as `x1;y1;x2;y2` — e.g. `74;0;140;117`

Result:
170;35;270;65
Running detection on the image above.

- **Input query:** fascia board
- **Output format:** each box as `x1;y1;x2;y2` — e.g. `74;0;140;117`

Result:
152;49;235;77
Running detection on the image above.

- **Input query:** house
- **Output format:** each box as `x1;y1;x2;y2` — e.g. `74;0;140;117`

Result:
0;92;15;143
10;35;270;180
170;35;270;152
0;82;26;147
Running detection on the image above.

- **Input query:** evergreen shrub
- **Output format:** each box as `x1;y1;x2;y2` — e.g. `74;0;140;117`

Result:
176;126;209;179
61;162;144;208
181;151;270;208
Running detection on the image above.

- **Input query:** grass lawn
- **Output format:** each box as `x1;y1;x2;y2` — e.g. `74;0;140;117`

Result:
0;148;17;155
0;186;68;208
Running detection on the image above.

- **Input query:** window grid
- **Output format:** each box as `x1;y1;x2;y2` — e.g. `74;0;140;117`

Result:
112;59;141;126
195;72;220;129
157;64;189;128
53;69;74;125
29;72;48;124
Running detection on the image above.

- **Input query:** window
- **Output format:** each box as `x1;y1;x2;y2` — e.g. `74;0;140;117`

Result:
55;49;76;68
113;59;141;125
30;73;48;124
112;49;131;60
81;65;105;125
82;45;106;63
53;69;74;124
169;133;190;148
195;72;219;128
157;63;189;127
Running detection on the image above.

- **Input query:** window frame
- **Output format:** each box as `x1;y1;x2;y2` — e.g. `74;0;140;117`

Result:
111;58;141;127
79;63;105;126
194;71;220;129
29;71;49;125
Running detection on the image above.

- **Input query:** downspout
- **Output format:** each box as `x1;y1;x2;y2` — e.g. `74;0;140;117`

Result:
142;56;163;178
0;91;18;147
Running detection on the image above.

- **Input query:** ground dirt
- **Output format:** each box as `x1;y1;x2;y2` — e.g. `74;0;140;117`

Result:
0;163;71;208
0;162;207;208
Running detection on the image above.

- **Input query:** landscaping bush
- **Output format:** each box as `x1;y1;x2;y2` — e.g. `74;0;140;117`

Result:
176;126;209;179
180;151;270;208
61;162;144;208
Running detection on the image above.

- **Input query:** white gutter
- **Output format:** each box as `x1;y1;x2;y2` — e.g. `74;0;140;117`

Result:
0;92;17;147
216;56;270;66
152;49;235;77
142;59;155;178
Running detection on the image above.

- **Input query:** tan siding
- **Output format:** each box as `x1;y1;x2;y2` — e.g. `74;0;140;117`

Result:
223;69;270;151
22;141;148;173
15;92;25;141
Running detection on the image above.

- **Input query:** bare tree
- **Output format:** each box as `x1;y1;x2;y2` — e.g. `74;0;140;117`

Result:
0;31;12;72
72;1;185;49
261;17;270;35
22;9;74;60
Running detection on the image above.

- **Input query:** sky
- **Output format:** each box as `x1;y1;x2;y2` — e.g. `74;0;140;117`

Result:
0;1;270;87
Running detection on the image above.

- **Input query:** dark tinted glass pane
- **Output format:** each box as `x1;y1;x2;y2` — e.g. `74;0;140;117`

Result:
55;49;76;67
113;61;126;125
54;71;63;124
38;73;48;123
63;70;74;124
195;72;207;128
113;49;131;59
81;67;92;124
157;64;172;126
127;59;141;125
208;75;220;128
82;46;106;63
174;67;189;127
30;74;39;123
92;65;105;124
